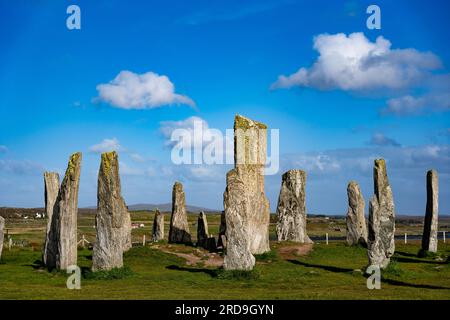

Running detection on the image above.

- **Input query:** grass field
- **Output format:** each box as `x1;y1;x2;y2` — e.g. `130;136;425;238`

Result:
0;211;449;300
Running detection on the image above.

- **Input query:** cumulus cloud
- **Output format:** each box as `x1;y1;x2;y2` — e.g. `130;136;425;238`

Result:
271;32;441;91
95;70;195;109
89;138;123;153
159;116;233;160
368;133;401;147
381;93;450;116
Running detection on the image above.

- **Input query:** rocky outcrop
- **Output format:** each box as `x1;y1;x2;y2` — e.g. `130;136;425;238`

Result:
346;181;368;247
197;211;209;248
48;152;82;270
169;182;191;243
42;172;60;267
422;170;439;253
92;152;130;271
152;209;164;242
223;115;270;270
0;216;4;261
276;170;312;243
367;159;395;269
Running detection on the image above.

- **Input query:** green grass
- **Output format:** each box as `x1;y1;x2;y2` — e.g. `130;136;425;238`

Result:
1;212;449;299
0;241;449;299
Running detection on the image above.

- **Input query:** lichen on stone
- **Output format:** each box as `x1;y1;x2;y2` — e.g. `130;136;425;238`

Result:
234;114;267;130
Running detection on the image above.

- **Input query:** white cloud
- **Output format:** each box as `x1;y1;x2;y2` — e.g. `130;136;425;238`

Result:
271;32;441;91
89;138;123;153
95;70;195;109
381;93;450;116
368;133;400;147
159;116;233;159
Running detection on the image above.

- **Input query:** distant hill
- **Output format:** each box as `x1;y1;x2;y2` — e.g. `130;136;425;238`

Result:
83;203;220;213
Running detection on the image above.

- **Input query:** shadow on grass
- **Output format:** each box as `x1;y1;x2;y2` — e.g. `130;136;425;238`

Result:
166;265;260;280
23;259;45;270
287;259;354;273
166;265;218;277
382;278;450;290
395;251;419;258
394;256;445;265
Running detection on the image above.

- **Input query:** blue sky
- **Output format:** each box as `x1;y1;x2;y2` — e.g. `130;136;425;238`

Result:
0;0;449;214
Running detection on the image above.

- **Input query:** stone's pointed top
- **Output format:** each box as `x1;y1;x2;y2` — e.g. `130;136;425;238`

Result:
234;114;267;130
65;152;82;179
374;158;386;171
282;169;306;179
173;181;183;191
348;180;359;187
427;169;438;176
100;151;118;175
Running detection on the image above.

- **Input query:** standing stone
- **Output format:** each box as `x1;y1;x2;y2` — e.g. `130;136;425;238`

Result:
276;170;312;243
197;211;210;249
346;181;368;247
49;152;82;270
422;170;439;253
367;159;395;269
152;209;164;242
223;115;270;270
223;169;256;270
92;152;130;271
169;182;191;243
0;216;4;261
217;211;227;249
42;172;60;267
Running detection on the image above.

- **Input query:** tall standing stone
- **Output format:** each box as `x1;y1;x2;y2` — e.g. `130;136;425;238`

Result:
49;152;82;270
92;152;130;271
346;181;368;247
223;115;270;270
0;216;4;261
42;172;60;267
367;159;395;269
276;170;312;243
169;182;191;243
422;170;439;253
217;211;227;249
152;209;164;242
197;211;209;248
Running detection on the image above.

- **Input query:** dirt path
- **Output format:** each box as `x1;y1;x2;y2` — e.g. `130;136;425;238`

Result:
278;243;313;260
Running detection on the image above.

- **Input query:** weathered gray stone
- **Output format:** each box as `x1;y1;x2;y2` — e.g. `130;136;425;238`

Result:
422;170;439;253
346;181;368;247
367;159;396;269
169;182;191;243
152;209;164;242
217;211;226;249
48;152;82;270
197;211;209;248
42;172;60;267
276;170;312;243
223;115;271;270
92;152;130;271
0;216;4;261
223;169;256;270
